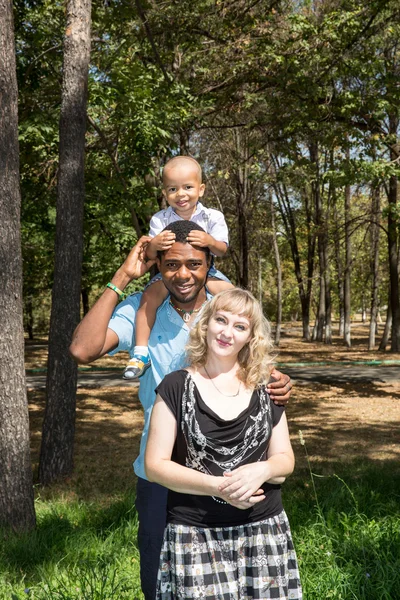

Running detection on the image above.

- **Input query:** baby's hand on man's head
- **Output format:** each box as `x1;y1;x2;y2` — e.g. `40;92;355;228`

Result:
151;231;176;251
187;231;211;248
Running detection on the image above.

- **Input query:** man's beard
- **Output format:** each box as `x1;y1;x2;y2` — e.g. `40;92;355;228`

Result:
168;287;201;304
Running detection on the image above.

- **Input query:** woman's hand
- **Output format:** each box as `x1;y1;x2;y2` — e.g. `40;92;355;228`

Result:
218;463;270;502
221;488;265;510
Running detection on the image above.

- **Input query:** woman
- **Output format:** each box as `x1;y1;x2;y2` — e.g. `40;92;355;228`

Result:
145;289;302;599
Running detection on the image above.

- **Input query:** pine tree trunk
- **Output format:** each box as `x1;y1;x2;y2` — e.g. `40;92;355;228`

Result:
0;0;36;530
368;184;380;350
39;0;91;485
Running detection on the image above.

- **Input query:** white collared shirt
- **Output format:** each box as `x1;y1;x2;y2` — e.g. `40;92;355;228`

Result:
148;202;229;246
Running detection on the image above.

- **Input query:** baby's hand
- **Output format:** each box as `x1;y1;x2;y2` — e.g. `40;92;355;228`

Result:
187;231;211;248
149;231;176;251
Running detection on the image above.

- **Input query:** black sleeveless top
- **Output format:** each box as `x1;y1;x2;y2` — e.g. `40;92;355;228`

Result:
156;370;285;527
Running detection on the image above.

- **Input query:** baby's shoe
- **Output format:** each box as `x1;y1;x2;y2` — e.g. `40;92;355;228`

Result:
123;356;151;380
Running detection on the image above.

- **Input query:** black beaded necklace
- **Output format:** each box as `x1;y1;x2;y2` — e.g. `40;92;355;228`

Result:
169;299;207;322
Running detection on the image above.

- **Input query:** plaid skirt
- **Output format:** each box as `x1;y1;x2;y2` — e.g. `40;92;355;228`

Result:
156;510;302;599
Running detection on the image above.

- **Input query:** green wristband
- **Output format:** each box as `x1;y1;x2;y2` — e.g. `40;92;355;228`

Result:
106;282;124;298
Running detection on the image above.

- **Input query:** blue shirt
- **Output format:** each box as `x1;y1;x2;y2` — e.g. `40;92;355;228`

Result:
108;291;211;480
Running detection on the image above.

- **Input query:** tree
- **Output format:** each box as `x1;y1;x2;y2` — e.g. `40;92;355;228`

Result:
0;0;36;530
39;0;91;484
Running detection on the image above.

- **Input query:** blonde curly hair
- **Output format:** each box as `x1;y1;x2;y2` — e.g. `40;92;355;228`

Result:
186;289;275;389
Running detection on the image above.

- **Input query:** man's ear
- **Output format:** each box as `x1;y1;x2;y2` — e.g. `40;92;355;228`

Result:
156;256;161;270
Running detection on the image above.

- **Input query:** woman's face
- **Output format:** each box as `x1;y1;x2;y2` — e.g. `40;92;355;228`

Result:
206;310;252;360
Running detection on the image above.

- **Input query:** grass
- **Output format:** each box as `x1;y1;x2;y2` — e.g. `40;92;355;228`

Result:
286;435;400;600
0;491;142;599
9;335;400;599
1;455;399;599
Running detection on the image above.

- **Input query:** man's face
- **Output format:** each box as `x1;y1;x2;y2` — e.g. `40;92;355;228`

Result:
157;242;210;304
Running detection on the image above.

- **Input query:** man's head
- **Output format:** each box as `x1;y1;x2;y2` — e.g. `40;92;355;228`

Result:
156;221;211;305
162;156;205;219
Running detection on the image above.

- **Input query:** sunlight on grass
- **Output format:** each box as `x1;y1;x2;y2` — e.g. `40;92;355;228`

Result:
1;454;399;599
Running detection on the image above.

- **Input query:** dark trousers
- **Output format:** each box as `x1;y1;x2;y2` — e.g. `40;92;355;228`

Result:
135;477;168;600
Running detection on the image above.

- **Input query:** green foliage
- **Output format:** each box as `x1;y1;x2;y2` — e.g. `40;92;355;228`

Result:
15;0;400;336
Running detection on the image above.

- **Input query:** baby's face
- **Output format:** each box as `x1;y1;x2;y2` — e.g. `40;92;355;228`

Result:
162;162;205;219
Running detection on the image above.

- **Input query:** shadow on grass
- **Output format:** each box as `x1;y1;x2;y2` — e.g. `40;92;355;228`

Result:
0;490;139;576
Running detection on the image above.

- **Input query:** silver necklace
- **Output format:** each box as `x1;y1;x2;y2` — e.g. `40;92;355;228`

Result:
203;366;241;397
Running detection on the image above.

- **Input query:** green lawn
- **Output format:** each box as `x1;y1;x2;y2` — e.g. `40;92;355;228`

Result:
1;456;399;600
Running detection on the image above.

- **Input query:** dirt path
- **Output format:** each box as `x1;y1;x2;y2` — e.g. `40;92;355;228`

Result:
25;323;400;500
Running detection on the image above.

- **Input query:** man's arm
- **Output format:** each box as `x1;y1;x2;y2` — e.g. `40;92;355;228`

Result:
69;236;155;364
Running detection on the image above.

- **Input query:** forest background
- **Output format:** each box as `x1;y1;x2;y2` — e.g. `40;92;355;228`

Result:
0;0;400;598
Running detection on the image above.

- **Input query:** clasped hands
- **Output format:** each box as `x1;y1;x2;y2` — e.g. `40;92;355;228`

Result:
215;463;269;510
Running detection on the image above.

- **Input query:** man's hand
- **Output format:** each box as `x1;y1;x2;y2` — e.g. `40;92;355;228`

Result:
146;231;176;259
266;368;292;405
186;230;212;248
218;463;269;502
119;236;156;281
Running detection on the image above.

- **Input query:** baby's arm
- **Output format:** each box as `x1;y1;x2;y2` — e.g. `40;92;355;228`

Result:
186;230;227;257
206;278;234;295
135;280;169;346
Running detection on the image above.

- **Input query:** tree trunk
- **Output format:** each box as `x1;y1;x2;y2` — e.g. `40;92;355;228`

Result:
235;131;249;288
332;189;344;335
369;184;380;350
387;115;400;352
273;175;314;341
81;287;90;316
39;0;91;485
269;195;282;346
343;171;352;347
379;299;392;351
0;0;36;530
25;295;34;340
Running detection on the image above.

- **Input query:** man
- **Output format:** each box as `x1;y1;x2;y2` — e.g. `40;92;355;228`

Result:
70;220;292;600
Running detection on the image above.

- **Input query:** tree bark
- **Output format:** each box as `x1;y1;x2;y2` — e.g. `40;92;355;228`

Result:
0;0;36;530
368;183;380;350
273;172;315;341
310;142;326;342
39;0;91;485
343;168;352;348
332;188;344;335
234;130;249;288
81;287;90;316
269;195;282;346
387;114;400;352
379;298;392;351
